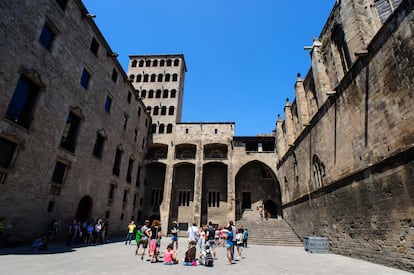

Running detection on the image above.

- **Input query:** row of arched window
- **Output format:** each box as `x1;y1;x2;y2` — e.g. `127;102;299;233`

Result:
138;89;176;99
131;58;180;68
146;106;175;116
130;73;178;83
152;123;173;134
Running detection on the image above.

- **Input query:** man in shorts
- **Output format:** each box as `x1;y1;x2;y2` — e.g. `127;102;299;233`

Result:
206;221;217;259
138;220;151;260
170;221;179;251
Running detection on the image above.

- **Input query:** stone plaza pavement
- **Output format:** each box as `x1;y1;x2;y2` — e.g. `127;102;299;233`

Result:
0;237;411;275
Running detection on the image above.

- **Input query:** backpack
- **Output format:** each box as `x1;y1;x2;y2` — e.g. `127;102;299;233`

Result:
204;250;214;267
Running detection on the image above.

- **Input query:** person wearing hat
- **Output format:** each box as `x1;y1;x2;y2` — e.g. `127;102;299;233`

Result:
170;221;179;251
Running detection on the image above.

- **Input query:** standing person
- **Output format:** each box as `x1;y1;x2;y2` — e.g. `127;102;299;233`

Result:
138;220;150;260
243;227;249;248
92;219;102;245
134;225;142;256
125;220;136;245
206;221;217;259
235;227;244;260
149;220;162;263
66;219;80;246
224;225;234;265
229;220;237;261
259;206;263;220
187;222;199;246
198;225;206;250
86;221;94;244
170;221;179;251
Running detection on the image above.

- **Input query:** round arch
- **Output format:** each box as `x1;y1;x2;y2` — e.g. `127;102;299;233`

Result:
75;195;93;223
235;160;282;220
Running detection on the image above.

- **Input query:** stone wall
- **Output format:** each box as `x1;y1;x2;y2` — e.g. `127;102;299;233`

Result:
279;0;414;271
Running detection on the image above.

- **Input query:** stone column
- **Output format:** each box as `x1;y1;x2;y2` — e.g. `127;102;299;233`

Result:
294;73;310;128
284;99;296;147
310;38;331;106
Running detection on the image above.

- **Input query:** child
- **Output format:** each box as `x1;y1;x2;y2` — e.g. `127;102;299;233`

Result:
199;244;214;267
163;243;179;265
135;225;142;256
183;241;197;266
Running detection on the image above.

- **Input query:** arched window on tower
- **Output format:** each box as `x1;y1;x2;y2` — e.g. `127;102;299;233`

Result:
138;60;144;67
143;74;149;82
145;60;151;67
172;74;178;81
163;89;169;98
166;59;172;66
140;90;146;98
146;106;152;113
136;74;142;82
160;60;165;66
375;0;402;24
148;90;154;98
129;74;135;81
161;106;167;115
150;74;156;82
131;60;137;67
165;74;171;82
153;106;159;115
158;74;163;82
159;124;165;133
170;89;176;98
173;59;179;66
155;90;161;98
167;124;173;133
151;123;157;134
152;59;158;67
168;106;174;115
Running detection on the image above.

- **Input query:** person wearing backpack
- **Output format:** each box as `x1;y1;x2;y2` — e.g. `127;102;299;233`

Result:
199;244;214;267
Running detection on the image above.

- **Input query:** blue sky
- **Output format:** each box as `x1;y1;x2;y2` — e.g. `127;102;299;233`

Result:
83;0;334;136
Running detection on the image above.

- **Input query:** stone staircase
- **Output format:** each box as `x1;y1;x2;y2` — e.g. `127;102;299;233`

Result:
236;218;303;247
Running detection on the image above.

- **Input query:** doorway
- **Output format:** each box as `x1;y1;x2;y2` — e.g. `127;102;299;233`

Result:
76;196;92;223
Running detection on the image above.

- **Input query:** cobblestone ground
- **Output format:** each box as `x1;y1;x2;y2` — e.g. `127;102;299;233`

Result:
0;237;411;275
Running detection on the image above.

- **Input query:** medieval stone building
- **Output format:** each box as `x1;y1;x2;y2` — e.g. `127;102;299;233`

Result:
0;0;151;242
276;0;414;271
0;0;412;272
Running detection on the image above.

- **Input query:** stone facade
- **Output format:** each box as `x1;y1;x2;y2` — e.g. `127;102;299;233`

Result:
0;0;150;243
276;0;414;272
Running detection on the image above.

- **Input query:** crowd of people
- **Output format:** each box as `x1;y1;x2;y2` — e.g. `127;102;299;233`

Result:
130;219;249;267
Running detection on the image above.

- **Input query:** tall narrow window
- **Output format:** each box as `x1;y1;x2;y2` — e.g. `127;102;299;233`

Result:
153;60;158;66
111;68;118;83
151;124;157;133
161;106;166;116
165;74;170;82
93;133;105;158
166;59;172;66
173;59;179;66
127;91;132;103
140;90;146;98
138;60;144;67
150;74;156;82
172;74;178;81
123;115;128;130
80;68;91;90
126;157;134;183
135;166;141;187
153;106;159;116
134;129;138;142
39;23;55;50
159;124;165;134
145;60;151;67
143;74;149;82
137;107;141;117
312;155;325;189
170;90;176;98
51;160;68;184
148;90;154;98
160;60;165;66
163;90;168;98
168;106;174;115
60;111;81;153
90;37;99;56
104;95;112;113
0;137;18;184
112;147;123;176
166;124;173;133
155;90;161;98
158;74;163;82
136;74;142;82
6;76;40;129
151;189;163;205
131;60;137;67
108;184;116;200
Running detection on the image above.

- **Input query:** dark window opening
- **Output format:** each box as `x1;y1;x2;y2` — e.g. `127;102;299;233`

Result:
80;68;91;90
6;76;40;129
112;148;123;176
178;191;190;206
60;111;81;153
166;124;173;133
111;68;118;83
39;24;55;50
47;201;55;212
126;158;134;183
93;134;105;158
104;96;112;113
90;37;99;56
52;161;67;184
